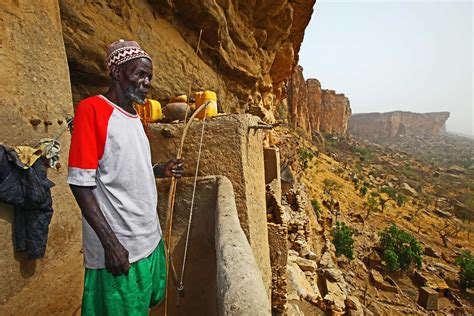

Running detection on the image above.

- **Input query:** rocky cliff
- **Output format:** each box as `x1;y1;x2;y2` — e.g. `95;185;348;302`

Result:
348;111;450;141
0;1;318;313
287;66;351;136
60;0;316;121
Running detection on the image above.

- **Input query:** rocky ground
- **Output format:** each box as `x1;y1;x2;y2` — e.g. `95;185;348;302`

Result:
268;127;474;315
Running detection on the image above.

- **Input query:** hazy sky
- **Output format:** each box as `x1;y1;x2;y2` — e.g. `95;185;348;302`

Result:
299;0;473;136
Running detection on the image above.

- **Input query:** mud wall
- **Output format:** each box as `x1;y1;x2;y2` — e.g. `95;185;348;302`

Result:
0;1;82;314
156;177;218;316
155;176;270;315
149;114;271;296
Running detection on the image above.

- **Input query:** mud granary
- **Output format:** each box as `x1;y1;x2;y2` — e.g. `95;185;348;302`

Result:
0;1;353;314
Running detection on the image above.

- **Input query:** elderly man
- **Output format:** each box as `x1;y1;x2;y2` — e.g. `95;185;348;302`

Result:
68;40;182;315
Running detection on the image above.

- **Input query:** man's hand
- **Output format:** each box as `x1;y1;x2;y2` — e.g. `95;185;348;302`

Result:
164;158;184;177
104;240;131;276
70;185;131;276
154;158;184;178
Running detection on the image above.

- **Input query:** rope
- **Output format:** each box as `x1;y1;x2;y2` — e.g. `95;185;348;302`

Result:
177;102;208;306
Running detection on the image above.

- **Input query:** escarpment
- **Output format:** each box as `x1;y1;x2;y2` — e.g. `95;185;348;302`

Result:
287;65;352;137
60;0;316;121
348;111;450;141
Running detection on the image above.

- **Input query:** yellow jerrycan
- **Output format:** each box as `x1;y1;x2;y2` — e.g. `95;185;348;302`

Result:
194;91;218;120
136;98;163;123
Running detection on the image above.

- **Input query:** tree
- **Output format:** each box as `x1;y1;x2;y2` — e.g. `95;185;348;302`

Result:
332;221;354;260
455;250;474;291
438;219;463;247
456;250;474;291
379;224;423;271
364;193;379;219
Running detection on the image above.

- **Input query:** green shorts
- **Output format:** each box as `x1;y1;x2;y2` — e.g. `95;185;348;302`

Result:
81;239;166;316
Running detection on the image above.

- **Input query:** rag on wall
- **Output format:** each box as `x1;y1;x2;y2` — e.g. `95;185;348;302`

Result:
0;145;55;258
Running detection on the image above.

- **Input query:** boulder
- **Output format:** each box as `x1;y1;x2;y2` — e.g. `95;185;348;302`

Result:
424;246;441;258
434;209;452;218
324;267;344;283
293;256;317;272
367;302;382;316
287;262;319;301
345;295;364;316
401;182;418;197
286;302;304;316
324;279;346;312
370;270;384;287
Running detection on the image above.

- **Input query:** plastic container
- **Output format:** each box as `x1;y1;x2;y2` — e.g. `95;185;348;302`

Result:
194;90;218;119
136;98;163;123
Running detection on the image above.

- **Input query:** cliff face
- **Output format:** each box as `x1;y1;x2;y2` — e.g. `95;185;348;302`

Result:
348;111;450;141
287;66;351;136
0;1;318;312
0;0;82;310
60;0;316;121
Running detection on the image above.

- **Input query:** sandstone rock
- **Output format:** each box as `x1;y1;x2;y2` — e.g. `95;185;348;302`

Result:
298;245;310;257
307;251;317;260
434;209;452;218
346;295;363;314
370;270;384;287
424;246;441;258
447;166;465;175
294;257;317;272
401;182;418;197
442;252;454;264
348;111;450;141
324;267;344;283
324;280;346;312
287;67;351;136
60;0;316;122
362;306;374;316
367;302;382;316
286;302;304;316
287;262;320;301
319;251;336;269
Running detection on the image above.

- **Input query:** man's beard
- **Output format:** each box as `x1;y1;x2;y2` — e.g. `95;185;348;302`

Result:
124;86;146;105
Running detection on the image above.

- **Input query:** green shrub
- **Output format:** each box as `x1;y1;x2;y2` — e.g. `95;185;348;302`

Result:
379;224;423;271
298;148;314;171
332;221;354;260
455;250;474;291
351;145;374;161
359;185;368;197
381;187;407;207
311;199;321;218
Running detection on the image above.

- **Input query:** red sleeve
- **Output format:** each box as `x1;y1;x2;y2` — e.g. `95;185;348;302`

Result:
67;97;113;185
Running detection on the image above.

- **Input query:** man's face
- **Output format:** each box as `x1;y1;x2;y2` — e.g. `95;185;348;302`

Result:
119;57;153;105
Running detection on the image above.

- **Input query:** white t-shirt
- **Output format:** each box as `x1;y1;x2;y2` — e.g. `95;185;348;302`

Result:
67;95;161;269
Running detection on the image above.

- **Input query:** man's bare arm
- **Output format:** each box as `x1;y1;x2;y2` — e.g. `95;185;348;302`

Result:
70;185;130;276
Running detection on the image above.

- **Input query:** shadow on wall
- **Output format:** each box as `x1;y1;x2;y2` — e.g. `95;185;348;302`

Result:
0;203;37;278
155;176;270;315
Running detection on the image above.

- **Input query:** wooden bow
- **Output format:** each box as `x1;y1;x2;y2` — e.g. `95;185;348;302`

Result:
164;100;209;315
